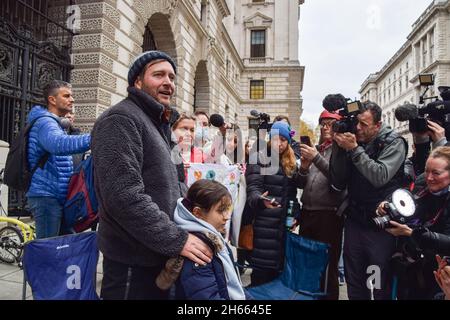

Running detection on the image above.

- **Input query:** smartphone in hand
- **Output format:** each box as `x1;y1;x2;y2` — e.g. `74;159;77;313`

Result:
260;195;281;207
300;136;312;147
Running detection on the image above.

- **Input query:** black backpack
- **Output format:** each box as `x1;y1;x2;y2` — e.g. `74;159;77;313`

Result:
4;116;51;192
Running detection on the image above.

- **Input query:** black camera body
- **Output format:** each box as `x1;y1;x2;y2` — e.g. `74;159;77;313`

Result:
409;93;450;135
373;189;416;230
322;94;364;134
250;110;273;131
395;74;450;138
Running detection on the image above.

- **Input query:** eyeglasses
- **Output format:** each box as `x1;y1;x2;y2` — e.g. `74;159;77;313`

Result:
319;121;335;129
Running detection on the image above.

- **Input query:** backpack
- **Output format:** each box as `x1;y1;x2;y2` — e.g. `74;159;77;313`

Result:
62;156;99;233
3;117;51;192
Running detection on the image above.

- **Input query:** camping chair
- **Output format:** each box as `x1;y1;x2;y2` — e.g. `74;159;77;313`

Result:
246;232;330;300
22;231;99;300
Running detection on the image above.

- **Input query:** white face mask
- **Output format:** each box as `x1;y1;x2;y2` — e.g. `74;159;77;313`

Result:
194;127;210;146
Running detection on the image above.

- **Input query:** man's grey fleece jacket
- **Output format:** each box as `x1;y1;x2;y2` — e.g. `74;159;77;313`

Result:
91;87;188;267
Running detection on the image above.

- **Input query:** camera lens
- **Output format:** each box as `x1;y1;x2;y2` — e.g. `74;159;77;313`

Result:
373;215;391;229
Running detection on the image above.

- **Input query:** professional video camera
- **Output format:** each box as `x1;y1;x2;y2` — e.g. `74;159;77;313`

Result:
322;94;364;134
373;189;416;230
395;74;450;137
250;110;272;131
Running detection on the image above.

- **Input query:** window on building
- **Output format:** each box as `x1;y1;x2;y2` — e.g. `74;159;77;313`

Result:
406;62;409;69
200;0;207;23
415;43;421;70
250;80;264;99
400;68;402;75
252;0;265;2
393;84;396;97
251;30;266;58
399;80;402;94
423;38;427;68
405;75;409;88
430;29;435;62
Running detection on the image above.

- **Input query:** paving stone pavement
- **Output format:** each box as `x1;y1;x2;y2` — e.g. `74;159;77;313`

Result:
0;252;348;300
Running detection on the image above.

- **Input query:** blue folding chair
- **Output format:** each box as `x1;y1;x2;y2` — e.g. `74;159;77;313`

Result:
247;232;330;300
22;232;99;300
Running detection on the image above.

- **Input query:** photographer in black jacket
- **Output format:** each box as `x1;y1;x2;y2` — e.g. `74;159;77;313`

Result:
377;146;450;299
330;101;407;300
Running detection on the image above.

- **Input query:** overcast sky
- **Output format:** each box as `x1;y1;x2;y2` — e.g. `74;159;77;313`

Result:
298;0;432;126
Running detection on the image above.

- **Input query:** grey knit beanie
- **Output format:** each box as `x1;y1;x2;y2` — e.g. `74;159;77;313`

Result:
127;50;177;87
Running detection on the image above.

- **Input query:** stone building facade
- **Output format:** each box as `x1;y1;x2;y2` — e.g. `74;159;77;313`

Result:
359;0;450;147
71;0;305;137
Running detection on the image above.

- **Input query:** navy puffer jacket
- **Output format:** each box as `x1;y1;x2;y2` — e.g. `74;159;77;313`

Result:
246;149;301;271
26;105;91;201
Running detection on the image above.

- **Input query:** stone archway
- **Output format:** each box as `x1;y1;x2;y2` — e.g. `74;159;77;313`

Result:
143;13;177;60
193;60;210;113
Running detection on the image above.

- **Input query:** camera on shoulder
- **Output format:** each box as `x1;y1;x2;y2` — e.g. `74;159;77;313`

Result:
395;74;450;139
322;94;364;134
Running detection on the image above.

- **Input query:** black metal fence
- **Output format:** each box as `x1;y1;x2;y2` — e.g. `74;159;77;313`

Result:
0;0;76;214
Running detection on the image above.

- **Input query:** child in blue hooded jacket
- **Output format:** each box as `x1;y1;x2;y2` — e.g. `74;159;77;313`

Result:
157;179;249;300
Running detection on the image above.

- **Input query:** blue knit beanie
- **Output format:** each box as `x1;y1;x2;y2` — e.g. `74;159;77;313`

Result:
270;121;292;143
127;50;177;87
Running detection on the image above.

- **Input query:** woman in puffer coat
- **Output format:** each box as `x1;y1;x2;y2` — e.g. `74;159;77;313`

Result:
245;121;301;286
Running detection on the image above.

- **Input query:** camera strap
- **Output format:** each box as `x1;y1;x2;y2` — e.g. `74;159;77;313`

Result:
419;191;450;228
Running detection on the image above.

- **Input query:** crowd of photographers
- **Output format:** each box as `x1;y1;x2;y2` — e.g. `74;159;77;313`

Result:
162;83;450;300
166;95;450;300
311;84;450;300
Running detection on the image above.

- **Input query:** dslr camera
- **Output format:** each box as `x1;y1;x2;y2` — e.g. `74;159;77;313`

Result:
250;110;272;131
322;94;364;134
395;74;450;138
373;189;416;230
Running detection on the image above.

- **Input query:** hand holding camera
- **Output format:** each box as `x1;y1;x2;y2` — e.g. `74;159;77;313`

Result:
427;120;446;143
260;191;281;209
374;189;416;232
333;132;358;151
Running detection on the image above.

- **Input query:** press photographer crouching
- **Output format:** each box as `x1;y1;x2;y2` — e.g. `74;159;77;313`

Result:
328;99;408;300
376;146;450;300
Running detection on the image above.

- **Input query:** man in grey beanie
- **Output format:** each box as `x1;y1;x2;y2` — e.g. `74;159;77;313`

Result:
91;51;212;300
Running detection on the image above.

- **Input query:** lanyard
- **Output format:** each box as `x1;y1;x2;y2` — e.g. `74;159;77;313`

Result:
415;189;450;228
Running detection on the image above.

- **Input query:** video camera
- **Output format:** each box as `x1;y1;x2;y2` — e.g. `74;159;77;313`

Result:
373;189;416;230
322;94;364;134
250;110;272;131
395;74;450;138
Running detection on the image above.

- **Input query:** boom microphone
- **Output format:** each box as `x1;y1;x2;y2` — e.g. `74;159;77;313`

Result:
210;114;225;128
394;104;419;121
322;94;347;112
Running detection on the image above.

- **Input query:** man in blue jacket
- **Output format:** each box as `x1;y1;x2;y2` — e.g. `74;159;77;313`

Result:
27;80;91;239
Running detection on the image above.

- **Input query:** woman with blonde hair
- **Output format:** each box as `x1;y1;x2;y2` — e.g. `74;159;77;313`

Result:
377;146;450;299
245;121;301;286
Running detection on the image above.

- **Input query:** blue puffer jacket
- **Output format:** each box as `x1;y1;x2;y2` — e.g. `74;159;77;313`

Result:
26;105;91;202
